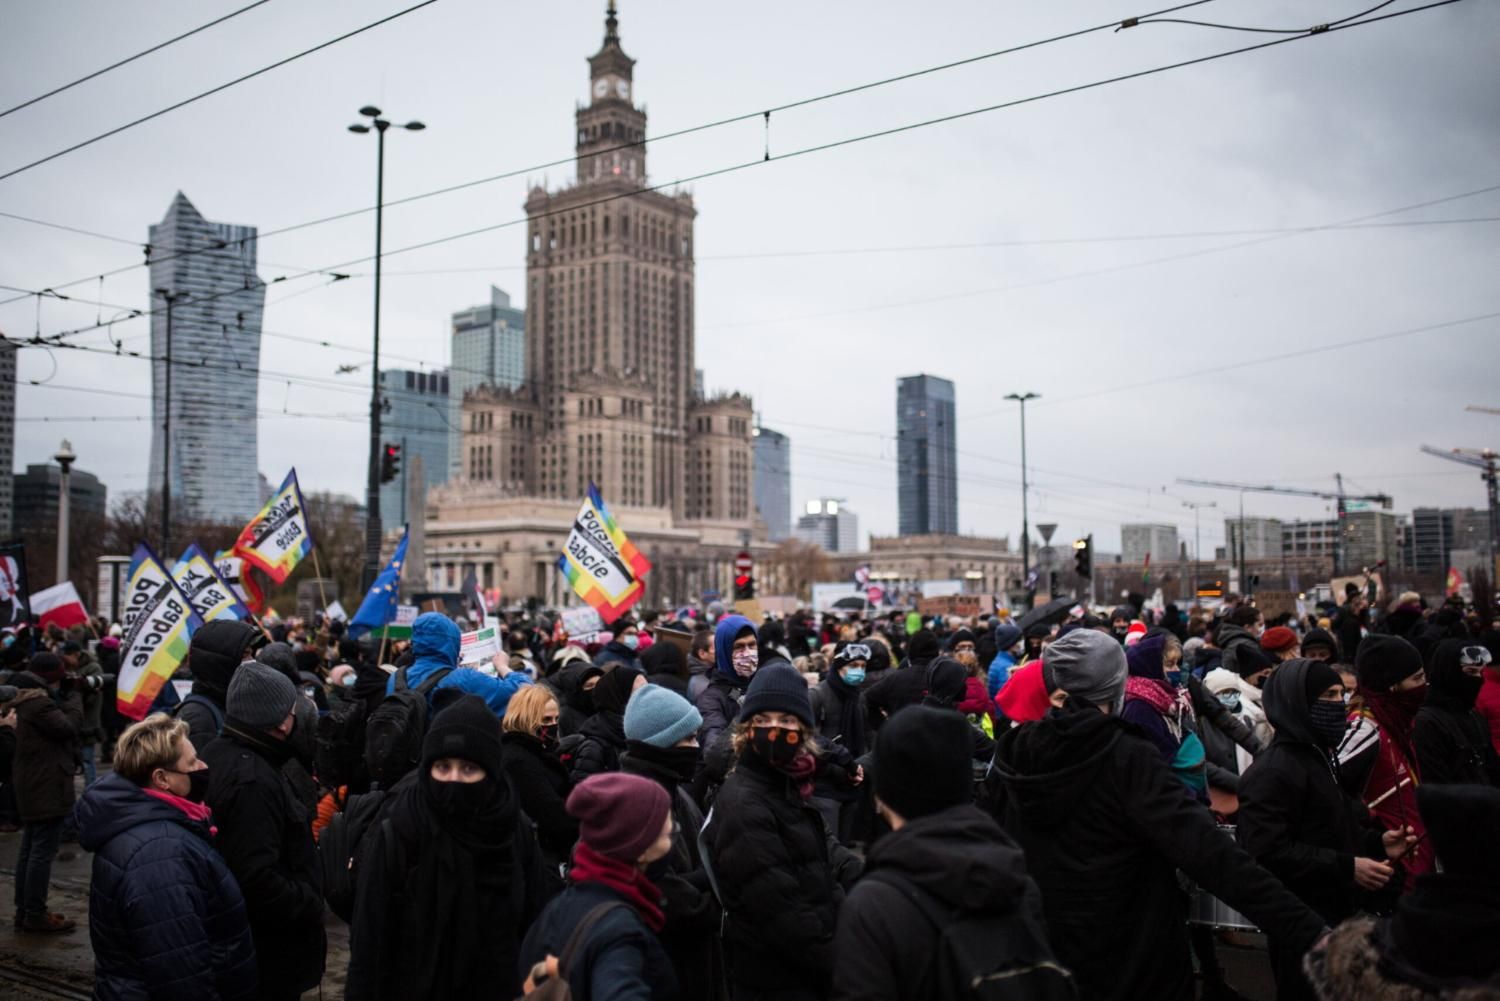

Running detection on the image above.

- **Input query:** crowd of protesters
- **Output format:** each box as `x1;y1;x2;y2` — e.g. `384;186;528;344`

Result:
1;580;1498;999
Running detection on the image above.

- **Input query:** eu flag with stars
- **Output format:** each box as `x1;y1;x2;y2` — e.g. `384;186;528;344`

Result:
349;527;409;639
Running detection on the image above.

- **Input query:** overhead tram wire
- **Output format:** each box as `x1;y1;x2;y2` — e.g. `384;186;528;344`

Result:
31;0;1465;347
0;0;1228;306
0;0;440;183
1125;0;1403;34
0;0;278;120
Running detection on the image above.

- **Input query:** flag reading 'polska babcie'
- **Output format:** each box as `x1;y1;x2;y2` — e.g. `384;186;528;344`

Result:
118;543;202;720
556;483;652;620
234;468;314;584
173;543;251;622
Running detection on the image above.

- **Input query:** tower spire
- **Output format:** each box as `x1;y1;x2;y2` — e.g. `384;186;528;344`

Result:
605;1;619;44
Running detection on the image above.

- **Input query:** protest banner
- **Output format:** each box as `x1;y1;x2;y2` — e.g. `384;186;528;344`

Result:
173;543;251;623
234;468;315;584
117;544;201;721
459;624;502;665
555;483;652;620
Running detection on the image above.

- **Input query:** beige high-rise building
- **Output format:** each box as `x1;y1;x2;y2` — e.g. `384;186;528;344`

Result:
428;4;760;608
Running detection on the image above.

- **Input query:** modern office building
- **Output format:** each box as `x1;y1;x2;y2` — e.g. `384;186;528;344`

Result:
1225;517;1283;562
896;374;958;536
752;426;792;541
796;498;860;553
379;368;450;526
1121;523;1180;566
1280;511;1399;572
1411;507;1486;573
0;340;14;537
13;462;109;529
146;192;264;525
448;286;525;480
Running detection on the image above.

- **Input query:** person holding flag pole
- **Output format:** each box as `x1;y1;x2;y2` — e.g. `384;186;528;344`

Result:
350;529;410;668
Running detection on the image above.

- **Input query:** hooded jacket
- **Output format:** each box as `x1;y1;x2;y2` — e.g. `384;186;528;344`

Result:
1236;659;1388;926
831;805;1054;1001
180;620;262;753
76;773;257;1001
695;615;755;752
1412;640;1500;787
387;613;530;716
11;684;83;823
988;702;1324;1001
548;660;605;736
1204;666;1273;770
569;666;642;781
1216;623;1261;679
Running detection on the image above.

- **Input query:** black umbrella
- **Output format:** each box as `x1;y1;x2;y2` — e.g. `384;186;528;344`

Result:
1017;597;1075;632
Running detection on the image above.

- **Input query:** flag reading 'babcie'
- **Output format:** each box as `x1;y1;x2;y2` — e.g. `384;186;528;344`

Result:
556;483;651;621
234;468;314;584
118;544;201;721
173;543;251;623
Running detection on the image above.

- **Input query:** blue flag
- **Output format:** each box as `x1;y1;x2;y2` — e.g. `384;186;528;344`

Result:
349;527;409;639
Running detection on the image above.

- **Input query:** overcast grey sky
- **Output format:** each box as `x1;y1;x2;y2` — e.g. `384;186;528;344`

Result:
3;0;1497;555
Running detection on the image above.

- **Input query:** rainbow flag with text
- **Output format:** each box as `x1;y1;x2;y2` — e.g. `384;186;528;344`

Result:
117;544;201;720
234;469;315;584
556;483;651;621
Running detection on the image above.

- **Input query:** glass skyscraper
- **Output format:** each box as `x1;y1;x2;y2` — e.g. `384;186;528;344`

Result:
147;193;264;525
752;426;791;540
448;286;524;479
379;368;450;526
896;374;958;536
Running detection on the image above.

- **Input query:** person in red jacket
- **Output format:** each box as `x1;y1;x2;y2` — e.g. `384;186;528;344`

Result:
1477;631;1500;755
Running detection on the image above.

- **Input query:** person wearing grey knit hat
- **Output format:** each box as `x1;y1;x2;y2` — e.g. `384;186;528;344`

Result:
1040;629;1129;715
225;660;298;732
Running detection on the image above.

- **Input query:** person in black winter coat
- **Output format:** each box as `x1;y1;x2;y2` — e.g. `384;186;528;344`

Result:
696;615;760;752
703;663;863;1001
570;665;645;781
1413;639;1500;786
550;659;605;737
500;683;578;871
833;706;1064;1001
10;657;84;934
75;714;257;1001
621;684;725;1000
987;630;1326;1001
1236;659;1417;1001
520;772;679;1000
200;662;325;1001
348;695;548;1001
178;620;264;752
1302;783;1500;1000
641;639;691;697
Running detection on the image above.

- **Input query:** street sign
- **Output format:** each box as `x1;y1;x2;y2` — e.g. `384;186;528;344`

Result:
734;551;753;573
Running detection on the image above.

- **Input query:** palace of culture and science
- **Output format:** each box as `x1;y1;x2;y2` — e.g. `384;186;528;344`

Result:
425;4;763;609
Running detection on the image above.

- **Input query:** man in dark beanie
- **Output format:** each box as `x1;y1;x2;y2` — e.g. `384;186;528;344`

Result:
1413;639;1500;786
9;655;83;933
179;619;264;752
201;661;325;1001
835;705;1062;1000
1304;783;1500;999
1300;627;1340;663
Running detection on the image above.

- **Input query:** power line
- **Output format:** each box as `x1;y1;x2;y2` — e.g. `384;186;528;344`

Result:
0;0;277;120
0;0;440;183
32;0;1464;345
1128;0;1401;34
0;0;1225;304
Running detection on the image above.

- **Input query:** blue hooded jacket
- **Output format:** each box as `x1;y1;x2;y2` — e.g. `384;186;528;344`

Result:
387;612;530;716
75;772;257;1001
714;614;757;682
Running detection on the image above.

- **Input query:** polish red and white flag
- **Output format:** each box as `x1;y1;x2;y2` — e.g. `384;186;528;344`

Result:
31;581;89;631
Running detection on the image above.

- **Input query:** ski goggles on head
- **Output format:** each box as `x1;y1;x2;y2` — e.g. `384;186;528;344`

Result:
1459;646;1493;669
835;643;872;665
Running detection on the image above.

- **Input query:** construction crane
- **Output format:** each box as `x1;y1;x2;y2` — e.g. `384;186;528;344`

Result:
1176;475;1393;581
1419;445;1498;570
1466;406;1500;416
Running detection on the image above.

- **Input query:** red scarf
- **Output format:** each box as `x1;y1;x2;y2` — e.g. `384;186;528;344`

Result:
1124;676;1190;721
568;842;666;932
143;788;217;836
779;750;818;800
1359;685;1426;772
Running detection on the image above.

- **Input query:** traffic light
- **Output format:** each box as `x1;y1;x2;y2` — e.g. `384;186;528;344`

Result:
1073;535;1093;579
380;442;401;484
733;572;755;601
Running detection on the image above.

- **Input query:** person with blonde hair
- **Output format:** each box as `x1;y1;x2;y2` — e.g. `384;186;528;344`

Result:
74;713;257;1000
501;682;577;870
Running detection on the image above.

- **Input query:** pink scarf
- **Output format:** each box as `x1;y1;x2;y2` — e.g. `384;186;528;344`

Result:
1125;676;1191;722
143;788;218;836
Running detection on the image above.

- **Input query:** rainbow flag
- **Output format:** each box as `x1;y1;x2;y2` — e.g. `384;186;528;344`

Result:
117;543;201;720
234;468;315;584
556;483;652;621
174;543;251;622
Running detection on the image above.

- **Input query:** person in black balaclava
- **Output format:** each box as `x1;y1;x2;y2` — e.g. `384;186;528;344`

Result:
346;695;545;1001
1109;606;1134;645
1237;659;1417;1001
549;660;604;736
178;620;264;753
1413;639;1500;786
922;656;995;764
569;665;645;781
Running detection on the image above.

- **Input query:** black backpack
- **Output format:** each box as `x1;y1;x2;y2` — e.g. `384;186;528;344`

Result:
173;693;224;736
364;666;452;789
863;870;1076;1000
315;697;367;791
317;788;391;923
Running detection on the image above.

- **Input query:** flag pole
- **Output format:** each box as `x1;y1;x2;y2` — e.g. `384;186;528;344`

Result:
310;548;331;617
377;629;389;668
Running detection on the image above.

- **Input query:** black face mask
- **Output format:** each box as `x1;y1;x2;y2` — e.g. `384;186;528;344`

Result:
656;744;701;784
167;767;210;804
1307;701;1349;748
536;723;559;750
424;776;497;823
750;725;801;768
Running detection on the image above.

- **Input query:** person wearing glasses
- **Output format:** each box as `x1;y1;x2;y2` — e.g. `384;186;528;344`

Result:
1413;639;1500;787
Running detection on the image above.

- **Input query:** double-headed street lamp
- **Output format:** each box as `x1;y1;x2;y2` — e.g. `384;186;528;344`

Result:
1005;392;1040;604
348;105;424;587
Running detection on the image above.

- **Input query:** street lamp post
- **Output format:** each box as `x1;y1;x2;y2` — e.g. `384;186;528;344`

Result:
1181;499;1216;602
1005;392;1040;605
153;288;189;554
54;440;76;585
349;106;425;588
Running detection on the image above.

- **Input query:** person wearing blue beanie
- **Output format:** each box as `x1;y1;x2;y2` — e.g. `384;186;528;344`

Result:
625;684;703;749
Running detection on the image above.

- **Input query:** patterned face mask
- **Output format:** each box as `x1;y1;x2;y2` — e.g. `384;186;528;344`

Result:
1216;691;1241;712
731;647;759;678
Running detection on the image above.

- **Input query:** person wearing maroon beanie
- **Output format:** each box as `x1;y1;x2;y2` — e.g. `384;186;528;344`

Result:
519;773;678;998
1260;626;1301;662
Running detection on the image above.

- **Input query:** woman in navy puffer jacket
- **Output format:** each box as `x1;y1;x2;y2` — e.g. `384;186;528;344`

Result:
74;714;256;1001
